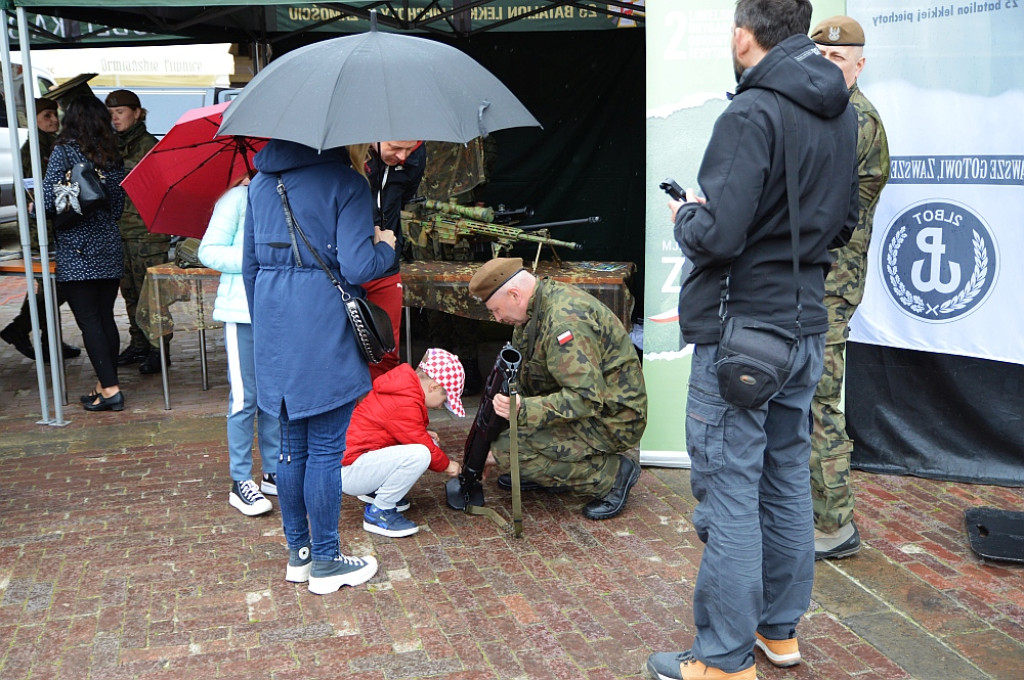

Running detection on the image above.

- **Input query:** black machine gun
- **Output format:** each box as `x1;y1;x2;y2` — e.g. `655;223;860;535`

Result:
402;198;598;267
446;343;522;513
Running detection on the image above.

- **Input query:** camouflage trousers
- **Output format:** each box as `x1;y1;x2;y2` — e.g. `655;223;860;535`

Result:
490;421;621;498
121;238;171;350
809;295;857;533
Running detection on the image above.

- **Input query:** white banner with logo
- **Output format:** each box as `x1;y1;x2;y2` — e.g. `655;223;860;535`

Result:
848;0;1024;365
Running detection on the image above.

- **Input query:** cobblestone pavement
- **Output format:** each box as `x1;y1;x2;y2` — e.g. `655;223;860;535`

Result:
1;273;1022;679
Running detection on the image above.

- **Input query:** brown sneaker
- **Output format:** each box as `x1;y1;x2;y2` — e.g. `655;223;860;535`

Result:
754;632;801;667
646;650;757;679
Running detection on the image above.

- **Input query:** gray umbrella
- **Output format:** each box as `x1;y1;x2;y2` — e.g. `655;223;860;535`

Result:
218;16;540;149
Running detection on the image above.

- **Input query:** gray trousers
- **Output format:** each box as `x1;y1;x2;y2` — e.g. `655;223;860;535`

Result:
341;444;430;510
686;335;824;673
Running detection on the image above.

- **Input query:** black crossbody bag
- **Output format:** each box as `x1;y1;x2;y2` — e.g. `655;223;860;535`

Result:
275;175;395;364
714;95;805;409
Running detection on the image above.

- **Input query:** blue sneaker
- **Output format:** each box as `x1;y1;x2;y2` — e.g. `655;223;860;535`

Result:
285;544;311;583
363;504;419;537
357;492;410;512
308;553;378;595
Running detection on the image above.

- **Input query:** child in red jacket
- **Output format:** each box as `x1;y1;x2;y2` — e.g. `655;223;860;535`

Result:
342;348;464;537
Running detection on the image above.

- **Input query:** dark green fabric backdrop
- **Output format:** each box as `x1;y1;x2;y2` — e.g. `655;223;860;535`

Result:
460;29;646;317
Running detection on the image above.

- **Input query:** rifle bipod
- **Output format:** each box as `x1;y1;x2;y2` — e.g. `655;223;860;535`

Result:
444;388;524;537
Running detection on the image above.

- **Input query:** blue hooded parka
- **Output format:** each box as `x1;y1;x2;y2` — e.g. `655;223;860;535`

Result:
242;139;394;419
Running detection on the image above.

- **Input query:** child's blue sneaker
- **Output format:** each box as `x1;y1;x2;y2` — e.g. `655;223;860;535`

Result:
363;503;419;537
357;492;410;512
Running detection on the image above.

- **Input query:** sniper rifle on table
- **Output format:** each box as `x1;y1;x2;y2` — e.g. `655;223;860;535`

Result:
402;198;598;267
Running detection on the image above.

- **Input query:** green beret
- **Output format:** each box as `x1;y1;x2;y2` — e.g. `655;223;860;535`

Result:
469;257;525;302
105;89;141;109
811;16;866;47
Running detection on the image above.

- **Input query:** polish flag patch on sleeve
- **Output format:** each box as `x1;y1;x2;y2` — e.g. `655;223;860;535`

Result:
557;330;574;345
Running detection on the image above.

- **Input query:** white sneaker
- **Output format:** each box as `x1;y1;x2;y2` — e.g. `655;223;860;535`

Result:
229;479;272;516
261;472;277;496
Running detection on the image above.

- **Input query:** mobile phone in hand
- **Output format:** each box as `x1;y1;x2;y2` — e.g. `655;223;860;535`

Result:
660;178;686;201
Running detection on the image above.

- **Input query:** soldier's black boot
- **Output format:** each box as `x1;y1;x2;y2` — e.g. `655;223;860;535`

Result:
139;345;171;374
117;345;148;365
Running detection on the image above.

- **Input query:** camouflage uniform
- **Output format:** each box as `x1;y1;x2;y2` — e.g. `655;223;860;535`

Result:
810;83;890;533
408;139;493;390
116;121;170;351
490;279;647;496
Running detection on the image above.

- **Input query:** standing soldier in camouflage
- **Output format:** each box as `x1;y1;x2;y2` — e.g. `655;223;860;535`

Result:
468;257;647;520
809;16;890;560
106;89;171;375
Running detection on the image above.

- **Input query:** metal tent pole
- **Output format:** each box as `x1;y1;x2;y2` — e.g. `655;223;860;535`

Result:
0;11;53;423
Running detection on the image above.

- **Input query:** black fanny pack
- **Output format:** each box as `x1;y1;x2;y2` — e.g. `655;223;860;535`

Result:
715;316;798;409
712;91;811;410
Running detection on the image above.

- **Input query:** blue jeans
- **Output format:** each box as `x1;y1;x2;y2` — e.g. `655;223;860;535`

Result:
686;336;824;672
225;322;279;481
278;400;355;561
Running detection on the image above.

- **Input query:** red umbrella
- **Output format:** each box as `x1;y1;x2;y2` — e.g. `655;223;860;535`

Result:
122;101;267;239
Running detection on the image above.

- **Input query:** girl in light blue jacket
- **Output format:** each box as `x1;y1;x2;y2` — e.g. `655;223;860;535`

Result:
199;179;280;517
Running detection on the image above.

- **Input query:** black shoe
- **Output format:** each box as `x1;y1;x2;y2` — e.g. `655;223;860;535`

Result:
497;474;544;491
117;346;148;365
79;390;101;403
582;456;641;520
83;391;125;412
138;349;171;375
1;326;35;360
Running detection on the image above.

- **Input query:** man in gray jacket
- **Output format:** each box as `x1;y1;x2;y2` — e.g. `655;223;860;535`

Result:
646;0;858;678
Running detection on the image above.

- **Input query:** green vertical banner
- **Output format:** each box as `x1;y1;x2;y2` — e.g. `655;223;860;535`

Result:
640;0;735;467
640;0;846;467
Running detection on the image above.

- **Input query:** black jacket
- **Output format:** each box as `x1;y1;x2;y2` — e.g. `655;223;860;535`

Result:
367;143;426;276
675;34;859;344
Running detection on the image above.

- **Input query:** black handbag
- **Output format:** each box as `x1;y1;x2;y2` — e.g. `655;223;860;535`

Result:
713;94;805;409
52;159;109;230
274;175;395;364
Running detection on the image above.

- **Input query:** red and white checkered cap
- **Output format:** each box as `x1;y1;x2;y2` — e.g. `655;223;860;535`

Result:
418;348;466;417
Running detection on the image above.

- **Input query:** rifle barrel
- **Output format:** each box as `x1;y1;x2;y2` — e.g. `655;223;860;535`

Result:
518;216;601;232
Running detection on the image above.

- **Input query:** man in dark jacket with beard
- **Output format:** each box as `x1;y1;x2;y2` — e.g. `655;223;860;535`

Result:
646;1;858;679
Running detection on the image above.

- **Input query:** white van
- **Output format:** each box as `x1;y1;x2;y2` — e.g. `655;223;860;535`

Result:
0;62;58;224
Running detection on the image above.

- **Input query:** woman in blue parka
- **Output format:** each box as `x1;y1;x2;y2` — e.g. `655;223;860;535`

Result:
242;139;395;596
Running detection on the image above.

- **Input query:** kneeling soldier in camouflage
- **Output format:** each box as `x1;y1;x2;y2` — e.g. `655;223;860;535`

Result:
469;257;647;520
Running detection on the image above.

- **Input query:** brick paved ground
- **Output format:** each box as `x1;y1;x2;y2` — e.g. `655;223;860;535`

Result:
1;271;1022;680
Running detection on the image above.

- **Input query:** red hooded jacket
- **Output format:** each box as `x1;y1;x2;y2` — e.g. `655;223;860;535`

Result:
342;364;451;472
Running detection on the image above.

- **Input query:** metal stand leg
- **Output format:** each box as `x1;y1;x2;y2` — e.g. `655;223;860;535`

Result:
199;329;209;390
159;335;171;410
404;306;412;365
49;275;66;405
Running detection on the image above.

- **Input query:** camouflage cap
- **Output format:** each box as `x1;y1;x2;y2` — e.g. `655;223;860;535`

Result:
811;16;866;47
35;97;57;112
105;89;141;109
469;257;525;302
